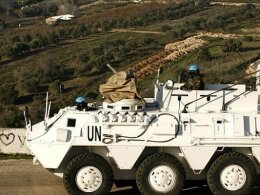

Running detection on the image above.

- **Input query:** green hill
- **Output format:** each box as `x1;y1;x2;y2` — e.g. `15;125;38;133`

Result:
0;0;259;127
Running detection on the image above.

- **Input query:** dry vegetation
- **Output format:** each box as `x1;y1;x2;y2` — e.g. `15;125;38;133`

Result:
0;0;259;127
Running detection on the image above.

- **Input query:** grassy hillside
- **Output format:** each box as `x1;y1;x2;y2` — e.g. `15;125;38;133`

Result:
0;0;259;127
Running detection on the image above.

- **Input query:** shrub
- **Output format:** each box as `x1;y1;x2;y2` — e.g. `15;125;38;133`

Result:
48;32;59;45
74;62;93;76
11;35;21;43
22;5;43;17
3;42;30;58
223;39;242;53
78;53;89;63
0;84;19;105
198;47;212;61
160;25;172;32
23;34;32;43
92;47;103;56
0;105;21;128
20;78;40;93
0;18;7;31
49;80;62;95
243;35;253;42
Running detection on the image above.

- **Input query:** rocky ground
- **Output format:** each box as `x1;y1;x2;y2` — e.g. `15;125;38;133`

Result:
131;32;239;79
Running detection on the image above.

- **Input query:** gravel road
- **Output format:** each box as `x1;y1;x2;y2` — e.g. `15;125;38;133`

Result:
0;159;259;195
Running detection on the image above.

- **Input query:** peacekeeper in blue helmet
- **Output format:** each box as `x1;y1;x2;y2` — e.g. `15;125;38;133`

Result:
76;96;97;111
75;96;88;110
180;64;204;90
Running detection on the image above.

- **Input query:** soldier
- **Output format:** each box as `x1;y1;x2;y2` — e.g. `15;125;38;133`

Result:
75;96;87;110
181;64;204;90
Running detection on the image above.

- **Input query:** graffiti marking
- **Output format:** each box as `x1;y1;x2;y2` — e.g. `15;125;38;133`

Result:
0;133;15;146
18;135;26;146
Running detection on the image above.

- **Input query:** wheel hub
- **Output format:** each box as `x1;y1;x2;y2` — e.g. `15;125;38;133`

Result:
220;164;246;191
148;165;176;193
76;166;102;192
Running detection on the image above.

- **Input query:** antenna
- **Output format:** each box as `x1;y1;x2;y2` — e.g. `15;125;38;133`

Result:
44;92;51;130
156;68;160;83
156;67;163;83
44;92;48;121
107;64;117;74
24;106;29;126
47;101;51;119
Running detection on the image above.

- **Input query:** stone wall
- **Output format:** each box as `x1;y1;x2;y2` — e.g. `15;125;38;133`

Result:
0;128;30;154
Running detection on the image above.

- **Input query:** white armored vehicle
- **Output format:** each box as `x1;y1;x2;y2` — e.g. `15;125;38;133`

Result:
25;62;260;195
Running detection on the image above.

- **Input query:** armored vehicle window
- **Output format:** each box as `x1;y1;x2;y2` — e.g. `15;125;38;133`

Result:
122;106;130;110
67;118;76;127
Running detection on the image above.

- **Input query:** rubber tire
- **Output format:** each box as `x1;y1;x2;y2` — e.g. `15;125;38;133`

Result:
136;153;185;195
63;153;114;195
207;152;256;195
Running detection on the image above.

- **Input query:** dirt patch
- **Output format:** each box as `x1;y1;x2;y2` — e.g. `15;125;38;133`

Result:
111;28;164;34
241;27;260;34
79;0;106;9
131;32;239;79
76;2;168;24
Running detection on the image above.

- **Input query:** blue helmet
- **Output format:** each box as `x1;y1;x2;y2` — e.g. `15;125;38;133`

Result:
76;96;86;104
189;64;200;72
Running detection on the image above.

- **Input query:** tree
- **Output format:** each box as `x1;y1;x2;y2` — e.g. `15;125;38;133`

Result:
171;31;178;40
3;45;15;58
22;5;43;17
79;24;87;37
198;0;211;9
23;34;32;43
243;35;253;42
12;42;30;57
20;78;40;93
34;34;49;48
30;39;40;50
7;8;16;17
3;42;30;58
48;32;59;45
46;3;58;16
49;80;62;96
33;95;44;104
0;18;7;31
173;28;187;39
72;28;80;39
143;37;155;45
92;47;103;56
0;0;14;11
198;47;212;61
11;35;20;43
58;28;66;38
101;20;111;32
160;25;172;32
223;39;242;53
39;59;65;83
0;84;18;104
0;105;21;128
78;53;89;63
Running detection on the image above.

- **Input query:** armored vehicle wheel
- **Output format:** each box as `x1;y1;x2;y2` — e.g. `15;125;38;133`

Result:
136;153;185;195
63;153;114;195
207;152;256;195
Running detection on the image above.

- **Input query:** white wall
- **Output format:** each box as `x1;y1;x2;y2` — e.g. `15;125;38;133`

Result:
0;128;31;154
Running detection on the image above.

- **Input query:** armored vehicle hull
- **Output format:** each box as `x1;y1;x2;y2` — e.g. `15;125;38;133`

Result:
25;74;260;194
